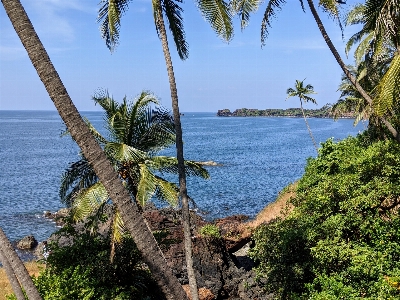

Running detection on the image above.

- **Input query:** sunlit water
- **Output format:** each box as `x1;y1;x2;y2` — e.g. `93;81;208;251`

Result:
0;111;365;242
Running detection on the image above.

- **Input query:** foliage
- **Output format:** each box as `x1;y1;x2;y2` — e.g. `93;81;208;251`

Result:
29;221;161;300
60;91;209;248
199;224;221;239
250;134;400;299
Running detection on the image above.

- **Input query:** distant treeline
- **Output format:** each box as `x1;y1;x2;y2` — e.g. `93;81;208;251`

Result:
217;105;354;118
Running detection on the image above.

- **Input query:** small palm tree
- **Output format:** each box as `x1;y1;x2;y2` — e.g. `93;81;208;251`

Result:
286;79;318;152
60;91;209;252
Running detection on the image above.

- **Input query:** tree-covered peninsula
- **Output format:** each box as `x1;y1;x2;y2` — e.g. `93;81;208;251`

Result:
217;105;354;118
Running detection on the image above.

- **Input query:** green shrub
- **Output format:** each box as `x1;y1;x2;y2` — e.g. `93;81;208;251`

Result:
250;136;400;299
29;220;161;300
199;224;221;239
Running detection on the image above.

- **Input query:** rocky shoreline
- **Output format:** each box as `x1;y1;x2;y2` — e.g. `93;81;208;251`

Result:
10;201;280;299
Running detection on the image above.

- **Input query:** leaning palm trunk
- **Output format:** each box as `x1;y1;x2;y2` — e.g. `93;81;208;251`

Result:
300;101;318;152
306;0;400;142
1;1;188;298
0;228;41;300
154;2;199;299
0;248;25;300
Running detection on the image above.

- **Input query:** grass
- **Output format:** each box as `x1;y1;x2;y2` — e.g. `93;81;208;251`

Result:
0;261;44;300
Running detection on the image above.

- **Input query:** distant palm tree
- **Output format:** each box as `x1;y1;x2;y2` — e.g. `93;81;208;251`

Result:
287;79;318;152
60;91;209;251
237;0;400;142
1;0;189;298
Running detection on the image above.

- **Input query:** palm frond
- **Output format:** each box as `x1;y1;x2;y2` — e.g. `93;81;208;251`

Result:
60;158;98;206
318;0;344;35
97;0;131;51
148;156;210;179
71;183;109;221
153;175;179;206
196;0;234;42
136;164;158;206
104;142;147;163
109;209;127;262
162;0;189;60
231;0;262;30
373;54;400;116
261;0;286;45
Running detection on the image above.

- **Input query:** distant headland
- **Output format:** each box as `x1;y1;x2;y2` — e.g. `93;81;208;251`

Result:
217;105;354;118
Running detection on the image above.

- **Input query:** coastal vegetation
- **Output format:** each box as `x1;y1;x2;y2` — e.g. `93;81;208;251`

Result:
2;0;400;299
250;133;400;299
217;104;338;118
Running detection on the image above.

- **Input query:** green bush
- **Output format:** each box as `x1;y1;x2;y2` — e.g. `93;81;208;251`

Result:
30;220;162;300
199;224;221;239
250;135;400;299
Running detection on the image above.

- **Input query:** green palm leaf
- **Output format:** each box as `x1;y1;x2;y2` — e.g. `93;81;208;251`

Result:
72;183;109;221
98;0;130;51
162;0;189;60
196;0;234;42
136;164;158;206
60;158;98;207
149;156;210;179
105;142;147;163
374;54;400;116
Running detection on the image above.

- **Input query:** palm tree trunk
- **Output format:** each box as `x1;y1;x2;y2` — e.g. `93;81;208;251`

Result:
306;0;400;142
0;248;26;300
300;100;318;152
0;228;41;300
1;1;187;298
154;2;199;300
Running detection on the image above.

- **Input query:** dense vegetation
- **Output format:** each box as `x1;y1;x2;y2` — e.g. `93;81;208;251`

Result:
250;132;400;299
14;219;162;300
216;105;350;118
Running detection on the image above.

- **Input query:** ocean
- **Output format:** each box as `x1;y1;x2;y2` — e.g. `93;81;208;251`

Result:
0;110;365;242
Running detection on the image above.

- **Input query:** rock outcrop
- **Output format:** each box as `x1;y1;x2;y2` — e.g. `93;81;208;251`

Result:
16;235;38;250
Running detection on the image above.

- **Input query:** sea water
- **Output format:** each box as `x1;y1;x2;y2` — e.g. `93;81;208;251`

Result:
0;111;365;242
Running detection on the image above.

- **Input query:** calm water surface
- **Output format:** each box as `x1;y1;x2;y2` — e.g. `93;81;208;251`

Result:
0;111;365;241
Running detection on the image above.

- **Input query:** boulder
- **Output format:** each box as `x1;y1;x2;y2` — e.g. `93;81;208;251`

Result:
16;235;38;250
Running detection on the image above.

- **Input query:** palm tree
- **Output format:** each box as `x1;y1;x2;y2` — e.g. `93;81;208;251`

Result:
0;228;41;300
344;0;400;119
1;0;188;298
240;0;400;142
286;79;318;152
97;1;233;298
60;91;209;251
0;248;25;300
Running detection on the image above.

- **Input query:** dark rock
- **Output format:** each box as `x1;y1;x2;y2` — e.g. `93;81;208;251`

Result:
16;235;38;250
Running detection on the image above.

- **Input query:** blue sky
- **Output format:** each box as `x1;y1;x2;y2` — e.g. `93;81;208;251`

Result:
0;0;361;112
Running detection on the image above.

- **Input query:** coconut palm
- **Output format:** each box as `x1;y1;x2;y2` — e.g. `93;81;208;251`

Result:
97;1;233;298
344;0;400;119
0;228;41;300
1;0;189;298
287;79;318;152
60;91;209;250
239;0;400;142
